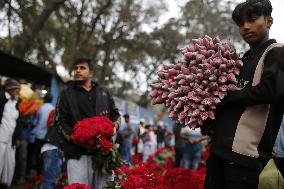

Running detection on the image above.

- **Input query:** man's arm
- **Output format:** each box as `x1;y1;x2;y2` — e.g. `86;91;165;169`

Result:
55;91;73;140
222;48;281;106
108;93;120;130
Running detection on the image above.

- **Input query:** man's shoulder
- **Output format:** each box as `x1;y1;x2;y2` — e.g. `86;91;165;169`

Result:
94;82;112;97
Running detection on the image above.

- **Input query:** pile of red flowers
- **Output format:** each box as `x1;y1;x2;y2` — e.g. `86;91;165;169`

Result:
114;164;171;189
106;164;206;189
147;147;175;169
105;147;206;189
56;172;68;189
70;116;114;153
151;35;243;128
63;183;89;189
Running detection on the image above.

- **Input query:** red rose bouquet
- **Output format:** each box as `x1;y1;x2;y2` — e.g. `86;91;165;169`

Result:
151;35;243;128
70;116;123;173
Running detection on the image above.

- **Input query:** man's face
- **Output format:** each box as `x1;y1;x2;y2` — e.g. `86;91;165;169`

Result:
72;63;93;82
239;15;272;46
7;88;20;100
124;117;130;123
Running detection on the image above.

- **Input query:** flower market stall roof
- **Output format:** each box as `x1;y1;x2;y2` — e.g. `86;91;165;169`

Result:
0;50;60;86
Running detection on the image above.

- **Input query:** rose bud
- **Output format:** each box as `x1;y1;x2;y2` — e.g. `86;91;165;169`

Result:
181;66;191;75
200;112;209;121
162;91;170;99
208;111;215;119
187;45;196;52
228;84;239;91
209;75;217;82
227;73;237;83
201;98;212;106
233;67;240;75
218;91;226;99
217;75;227;84
219;85;228;92
192;109;200;117
150;90;159;98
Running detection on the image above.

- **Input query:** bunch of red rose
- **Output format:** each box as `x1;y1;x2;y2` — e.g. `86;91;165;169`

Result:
115;164;171;189
151;35;243;128
63;183;90;189
70;116;114;154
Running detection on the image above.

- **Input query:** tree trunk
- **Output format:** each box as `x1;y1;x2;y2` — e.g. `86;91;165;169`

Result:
14;0;66;58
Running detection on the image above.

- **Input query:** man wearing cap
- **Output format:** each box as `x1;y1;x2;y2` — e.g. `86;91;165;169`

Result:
0;79;20;188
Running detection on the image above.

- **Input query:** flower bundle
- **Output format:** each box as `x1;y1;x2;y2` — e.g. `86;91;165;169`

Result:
106;164;206;189
151;35;243;128
70;116;115;154
70;116;123;173
18;98;43;116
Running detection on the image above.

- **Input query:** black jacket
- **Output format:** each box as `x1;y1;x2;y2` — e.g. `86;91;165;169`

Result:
54;82;120;159
206;40;284;170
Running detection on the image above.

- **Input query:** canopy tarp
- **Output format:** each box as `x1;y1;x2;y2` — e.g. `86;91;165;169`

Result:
0;50;54;86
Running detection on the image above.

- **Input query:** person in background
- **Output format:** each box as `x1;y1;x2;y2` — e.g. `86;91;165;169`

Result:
180;127;209;170
40;109;63;189
117;114;135;164
0;79;20;189
156;123;165;149
141;131;156;162
32;94;54;174
55;58;120;189
137;119;146;155
164;126;175;148
173;123;186;167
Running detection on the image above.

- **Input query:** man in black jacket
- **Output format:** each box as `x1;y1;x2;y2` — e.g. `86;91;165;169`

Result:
203;0;284;189
55;58;120;189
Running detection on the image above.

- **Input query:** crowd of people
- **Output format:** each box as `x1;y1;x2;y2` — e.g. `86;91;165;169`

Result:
1;0;284;189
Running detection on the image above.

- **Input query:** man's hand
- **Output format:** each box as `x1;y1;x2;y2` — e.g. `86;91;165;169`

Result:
113;122;119;135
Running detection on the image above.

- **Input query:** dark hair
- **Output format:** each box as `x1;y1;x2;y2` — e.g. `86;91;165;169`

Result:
232;0;272;26
44;93;52;103
73;58;94;71
123;114;130;119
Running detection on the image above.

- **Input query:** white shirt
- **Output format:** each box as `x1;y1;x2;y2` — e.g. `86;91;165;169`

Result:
0;92;19;144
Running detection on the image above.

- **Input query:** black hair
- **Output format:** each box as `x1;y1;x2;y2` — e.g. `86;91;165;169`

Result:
232;0;272;26
123;114;130;119
44;93;52;103
73;58;94;71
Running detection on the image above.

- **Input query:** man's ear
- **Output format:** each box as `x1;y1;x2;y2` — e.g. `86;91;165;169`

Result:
267;16;273;29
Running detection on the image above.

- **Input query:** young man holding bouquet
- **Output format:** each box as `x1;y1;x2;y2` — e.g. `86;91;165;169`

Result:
203;0;284;188
55;58;120;189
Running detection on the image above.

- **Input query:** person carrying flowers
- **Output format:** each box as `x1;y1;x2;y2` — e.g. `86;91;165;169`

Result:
55;58;120;189
203;0;284;189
